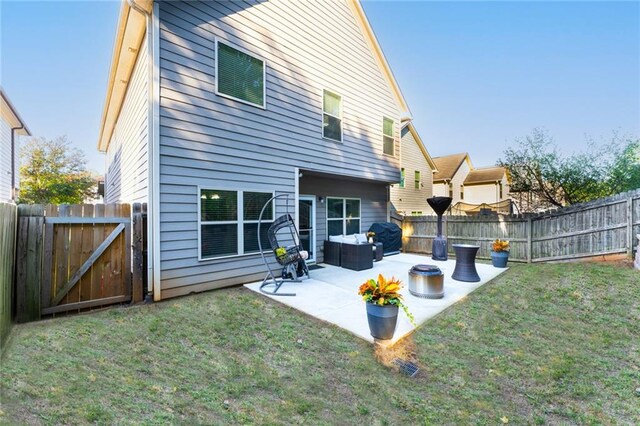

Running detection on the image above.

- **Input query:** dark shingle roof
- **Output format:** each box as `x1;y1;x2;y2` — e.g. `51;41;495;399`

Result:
464;167;506;184
432;153;468;181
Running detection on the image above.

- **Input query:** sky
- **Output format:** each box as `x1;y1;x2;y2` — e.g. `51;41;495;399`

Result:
1;0;639;173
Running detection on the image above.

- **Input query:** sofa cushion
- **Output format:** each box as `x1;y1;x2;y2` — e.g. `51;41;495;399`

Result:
342;235;358;245
329;234;343;243
354;233;368;244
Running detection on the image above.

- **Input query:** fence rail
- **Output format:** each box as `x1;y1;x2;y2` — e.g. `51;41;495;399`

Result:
401;189;640;263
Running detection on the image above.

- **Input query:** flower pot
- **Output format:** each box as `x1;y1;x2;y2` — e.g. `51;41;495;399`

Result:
491;250;509;268
366;302;399;340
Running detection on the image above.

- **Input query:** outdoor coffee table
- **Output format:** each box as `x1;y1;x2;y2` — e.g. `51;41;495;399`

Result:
452;244;480;282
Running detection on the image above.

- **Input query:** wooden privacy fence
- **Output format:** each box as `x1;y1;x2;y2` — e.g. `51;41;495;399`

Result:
401;189;640;263
14;203;146;322
0;203;17;355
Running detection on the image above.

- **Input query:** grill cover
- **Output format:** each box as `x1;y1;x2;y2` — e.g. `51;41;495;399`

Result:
368;222;402;255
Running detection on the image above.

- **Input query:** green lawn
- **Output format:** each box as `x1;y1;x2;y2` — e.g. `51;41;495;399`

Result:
1;262;639;425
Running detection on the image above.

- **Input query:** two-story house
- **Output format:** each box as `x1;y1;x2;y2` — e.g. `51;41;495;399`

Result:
98;0;411;300
389;122;437;216
0;89;31;203
432;152;472;206
462;166;510;207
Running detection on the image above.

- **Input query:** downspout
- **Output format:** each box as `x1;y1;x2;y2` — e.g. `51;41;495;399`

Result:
9;125;24;202
126;0;157;300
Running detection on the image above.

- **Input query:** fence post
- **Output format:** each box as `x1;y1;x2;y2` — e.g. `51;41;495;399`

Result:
527;216;532;263
627;196;634;260
132;203;144;303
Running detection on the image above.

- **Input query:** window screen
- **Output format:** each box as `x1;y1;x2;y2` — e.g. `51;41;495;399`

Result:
323;90;342;141
200;189;273;259
383;117;394;156
217;41;265;107
326;198;360;236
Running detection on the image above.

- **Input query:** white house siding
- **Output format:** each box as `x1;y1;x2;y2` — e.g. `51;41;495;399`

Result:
465;184;499;205
432;182;448;198
390;126;433;215
104;34;149;204
157;0;401;299
451;160;471;205
0;118;13;202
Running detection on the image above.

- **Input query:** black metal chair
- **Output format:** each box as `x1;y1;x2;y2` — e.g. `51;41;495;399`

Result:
258;194;309;296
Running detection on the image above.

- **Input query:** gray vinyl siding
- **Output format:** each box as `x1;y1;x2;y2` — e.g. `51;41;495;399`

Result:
300;175;387;264
104;34;149;204
390;127;434;215
0;119;12;202
158;0;401;298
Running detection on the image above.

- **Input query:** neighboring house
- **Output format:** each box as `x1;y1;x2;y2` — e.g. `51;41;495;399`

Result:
462;166;510;206
0;89;31;203
389;122;437;216
98;0;411;300
432;152;472;206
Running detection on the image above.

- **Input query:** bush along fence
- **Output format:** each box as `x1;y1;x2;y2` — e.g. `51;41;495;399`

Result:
398;189;640;263
7;203;148;328
0;203;17;357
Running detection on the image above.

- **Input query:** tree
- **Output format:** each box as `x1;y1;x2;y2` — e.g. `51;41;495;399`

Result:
19;136;97;204
605;137;640;194
498;129;639;210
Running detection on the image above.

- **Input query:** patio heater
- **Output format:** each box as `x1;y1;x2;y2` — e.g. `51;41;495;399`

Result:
427;196;452;261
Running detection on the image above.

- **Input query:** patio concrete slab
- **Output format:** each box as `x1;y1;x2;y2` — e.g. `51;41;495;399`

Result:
244;253;507;346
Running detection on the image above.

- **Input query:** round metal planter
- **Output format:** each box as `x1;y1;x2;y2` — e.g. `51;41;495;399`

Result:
452;244;481;282
365;303;399;340
408;264;444;299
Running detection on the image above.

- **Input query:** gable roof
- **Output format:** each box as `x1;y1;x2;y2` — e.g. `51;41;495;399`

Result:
1;88;31;136
464;166;507;185
402;122;437;171
97;0;411;152
432;153;470;182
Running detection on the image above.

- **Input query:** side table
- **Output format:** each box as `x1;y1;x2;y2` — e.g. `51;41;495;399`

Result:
372;242;383;262
452;244;480;282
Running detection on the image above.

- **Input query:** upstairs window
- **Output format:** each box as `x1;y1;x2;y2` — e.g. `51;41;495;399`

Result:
216;40;265;108
414;171;421;189
383;117;395;156
448;182;453;198
400;168;405;188
323;90;342;141
460;185;464;200
499;182;503;199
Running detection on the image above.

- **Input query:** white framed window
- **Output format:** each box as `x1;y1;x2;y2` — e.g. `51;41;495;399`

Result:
198;188;274;260
383;117;395;156
400;168;405;188
326;197;361;236
460;185;464;200
411;211;423;216
414;171;421;189
215;40;266;108
322;89;342;142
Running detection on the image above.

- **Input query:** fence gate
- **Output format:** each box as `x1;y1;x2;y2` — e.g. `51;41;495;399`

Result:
14;204;139;321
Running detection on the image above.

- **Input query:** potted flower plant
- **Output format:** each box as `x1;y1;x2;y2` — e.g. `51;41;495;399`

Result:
490;239;510;268
367;231;376;244
358;274;414;340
